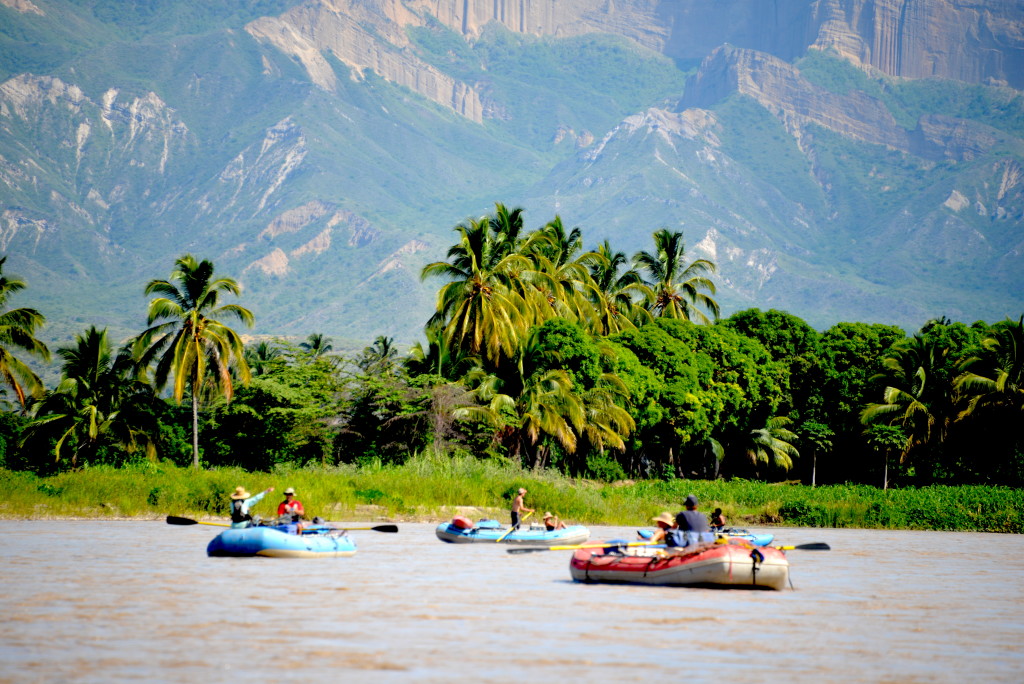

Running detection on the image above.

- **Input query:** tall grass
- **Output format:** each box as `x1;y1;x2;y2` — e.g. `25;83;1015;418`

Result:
1;454;1021;533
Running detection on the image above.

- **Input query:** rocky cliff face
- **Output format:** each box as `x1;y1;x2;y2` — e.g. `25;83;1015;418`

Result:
245;0;1023;125
810;0;1024;88
680;45;1014;162
246;0;484;122
0;74;192;259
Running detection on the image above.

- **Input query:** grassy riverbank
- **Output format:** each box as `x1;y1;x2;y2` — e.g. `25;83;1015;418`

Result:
1;452;1021;532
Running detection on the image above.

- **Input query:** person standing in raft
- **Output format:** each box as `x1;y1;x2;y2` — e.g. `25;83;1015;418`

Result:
511;488;534;530
277;487;305;521
672;494;710;549
710;507;726;533
229;486;274;528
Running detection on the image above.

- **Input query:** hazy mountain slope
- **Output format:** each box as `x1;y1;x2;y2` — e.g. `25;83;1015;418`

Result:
1;0;1022;347
516;43;1024;329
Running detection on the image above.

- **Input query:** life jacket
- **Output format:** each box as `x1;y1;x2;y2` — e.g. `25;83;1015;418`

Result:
230;499;251;524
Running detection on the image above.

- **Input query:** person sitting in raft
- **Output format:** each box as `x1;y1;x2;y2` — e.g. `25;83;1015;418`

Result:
277;487;305;522
542;512;566;531
230;485;274;528
710;507;726;533
511;488;534;530
665;494;711;553
645;511;676;543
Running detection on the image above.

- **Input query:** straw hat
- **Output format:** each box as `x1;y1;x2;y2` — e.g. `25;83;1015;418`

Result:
543;511;553;520
231;486;250;500
518;488;526;494
284;487;296;495
652;512;674;527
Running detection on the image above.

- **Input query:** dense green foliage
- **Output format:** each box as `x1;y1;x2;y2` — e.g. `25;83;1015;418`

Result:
1;199;1022;522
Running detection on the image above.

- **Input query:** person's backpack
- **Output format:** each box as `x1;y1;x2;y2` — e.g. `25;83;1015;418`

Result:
665;529;688;547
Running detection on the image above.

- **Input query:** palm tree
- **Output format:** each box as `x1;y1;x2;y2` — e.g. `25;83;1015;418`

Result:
587;240;652;335
245;341;283;377
133;254;253;468
456;326;634;470
957;315;1024;417
575;379;636;460
359;335;400;374
527;216;603;327
300;333;334;360
24;326;155;468
460;367;585;469
745;415;799;471
862;335;956;469
0;256;50;408
421;213;533;368
633;229;719;324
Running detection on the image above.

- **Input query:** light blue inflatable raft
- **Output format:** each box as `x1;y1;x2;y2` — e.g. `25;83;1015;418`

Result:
207;524;357;558
435;518;590;546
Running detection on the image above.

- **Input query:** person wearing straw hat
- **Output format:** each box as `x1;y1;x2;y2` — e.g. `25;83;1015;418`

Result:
276;487;305;521
542;512;566;531
229;485;274;528
645;511;676;544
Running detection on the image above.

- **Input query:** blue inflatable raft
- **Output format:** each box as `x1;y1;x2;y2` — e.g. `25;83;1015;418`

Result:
435;518;590;546
207;524;357;558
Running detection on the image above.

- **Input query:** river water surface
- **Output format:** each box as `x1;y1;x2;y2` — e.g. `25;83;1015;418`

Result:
2;521;1022;683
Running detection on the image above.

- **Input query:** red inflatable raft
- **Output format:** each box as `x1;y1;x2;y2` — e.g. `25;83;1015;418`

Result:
569;538;789;590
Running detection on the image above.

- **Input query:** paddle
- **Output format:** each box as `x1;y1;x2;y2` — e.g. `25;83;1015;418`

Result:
166;515;397;533
166;515;230;527
507;540;659;555
496;510;533;542
304;524;398;533
775;542;830;551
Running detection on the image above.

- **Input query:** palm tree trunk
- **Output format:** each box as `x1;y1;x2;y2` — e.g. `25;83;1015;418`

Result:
191;391;200;469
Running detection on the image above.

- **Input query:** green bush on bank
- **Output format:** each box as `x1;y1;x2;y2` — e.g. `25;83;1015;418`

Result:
0;454;1021;533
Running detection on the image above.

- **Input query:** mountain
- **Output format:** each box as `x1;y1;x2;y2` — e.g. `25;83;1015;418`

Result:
1;0;1022;348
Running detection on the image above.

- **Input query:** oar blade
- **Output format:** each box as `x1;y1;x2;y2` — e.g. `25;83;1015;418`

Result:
370;524;398;533
795;542;831;551
166;515;198;526
506;546;551;555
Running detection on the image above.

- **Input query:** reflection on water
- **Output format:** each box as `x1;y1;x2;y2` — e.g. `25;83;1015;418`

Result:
1;522;1022;682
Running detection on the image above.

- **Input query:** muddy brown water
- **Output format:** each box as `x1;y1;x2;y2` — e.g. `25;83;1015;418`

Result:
2;522;1021;683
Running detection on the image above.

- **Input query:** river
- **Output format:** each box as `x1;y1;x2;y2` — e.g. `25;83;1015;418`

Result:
1;521;1021;683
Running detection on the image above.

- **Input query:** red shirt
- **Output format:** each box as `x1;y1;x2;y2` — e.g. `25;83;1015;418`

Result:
277;499;304;516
